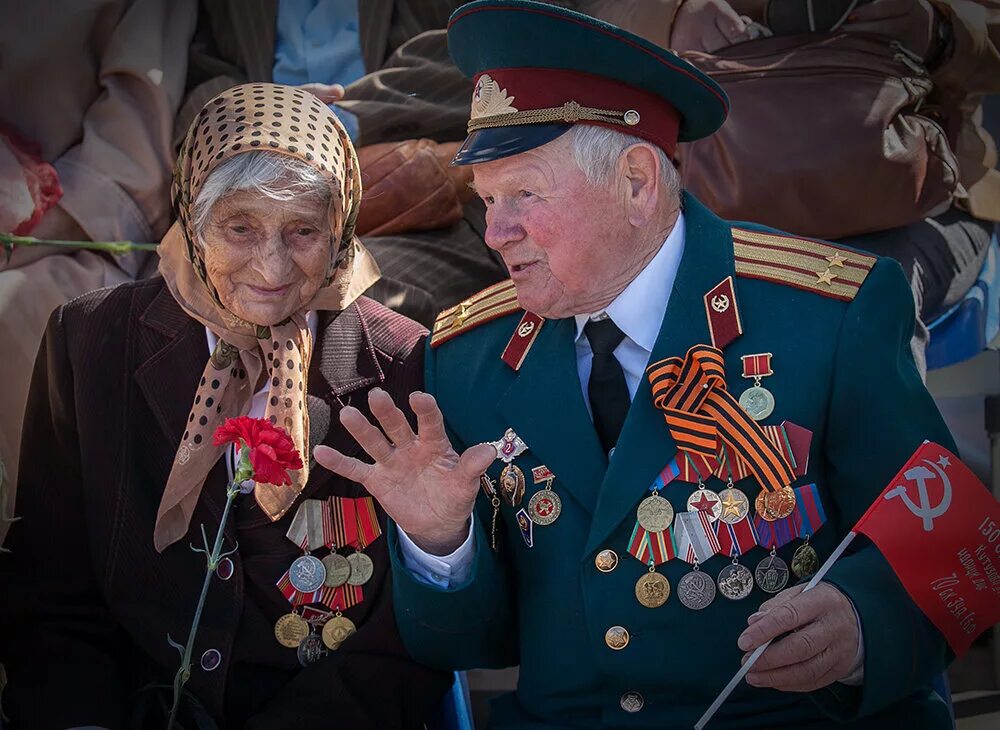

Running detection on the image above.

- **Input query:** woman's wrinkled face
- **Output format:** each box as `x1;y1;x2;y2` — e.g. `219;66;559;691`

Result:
200;190;332;326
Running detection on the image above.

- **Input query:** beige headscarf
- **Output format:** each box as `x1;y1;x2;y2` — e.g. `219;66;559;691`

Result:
153;83;380;552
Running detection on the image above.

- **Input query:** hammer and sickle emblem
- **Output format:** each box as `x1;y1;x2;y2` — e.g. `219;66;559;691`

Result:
517;320;536;338
883;459;952;531
711;295;730;313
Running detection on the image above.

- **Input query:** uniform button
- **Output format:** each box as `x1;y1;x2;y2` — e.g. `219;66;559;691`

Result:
200;648;221;672
595;549;619;573
620;691;644;713
605;625;630;650
216;557;234;581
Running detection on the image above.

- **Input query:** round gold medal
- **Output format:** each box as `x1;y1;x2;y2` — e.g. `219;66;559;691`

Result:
322;552;352;588
755;486;796;522
274;612;310;649
635;571;670;608
321;614;358;649
346;551;374;586
636;494;674;532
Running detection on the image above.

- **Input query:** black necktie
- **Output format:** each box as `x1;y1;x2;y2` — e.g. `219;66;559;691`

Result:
584;317;630;454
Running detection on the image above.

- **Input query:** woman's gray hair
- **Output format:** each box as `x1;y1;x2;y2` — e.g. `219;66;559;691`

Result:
191;151;331;240
569;124;681;200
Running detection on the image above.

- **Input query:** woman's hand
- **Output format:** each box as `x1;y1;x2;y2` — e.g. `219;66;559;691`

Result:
314;389;496;555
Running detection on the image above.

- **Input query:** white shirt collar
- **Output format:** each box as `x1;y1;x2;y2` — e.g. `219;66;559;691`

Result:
205;311;319;358
574;212;685;352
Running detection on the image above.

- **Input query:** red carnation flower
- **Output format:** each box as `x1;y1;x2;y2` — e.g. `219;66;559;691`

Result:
213;416;303;486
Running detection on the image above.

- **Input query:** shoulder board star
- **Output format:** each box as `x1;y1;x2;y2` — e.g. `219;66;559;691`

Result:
430;279;521;347
730;227;875;302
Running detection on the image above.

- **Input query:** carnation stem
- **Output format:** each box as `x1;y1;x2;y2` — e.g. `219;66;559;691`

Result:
166;482;239;730
0;232;158;257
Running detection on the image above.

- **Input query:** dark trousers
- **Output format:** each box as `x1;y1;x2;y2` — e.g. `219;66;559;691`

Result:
838;206;994;376
361;199;507;328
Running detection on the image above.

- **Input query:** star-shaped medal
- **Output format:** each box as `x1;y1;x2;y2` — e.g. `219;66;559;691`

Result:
720;492;743;520
690;492;719;514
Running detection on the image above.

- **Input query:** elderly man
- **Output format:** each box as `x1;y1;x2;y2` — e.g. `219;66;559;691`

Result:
315;1;957;728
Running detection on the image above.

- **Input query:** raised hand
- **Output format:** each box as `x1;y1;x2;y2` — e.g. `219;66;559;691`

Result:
314;389;496;555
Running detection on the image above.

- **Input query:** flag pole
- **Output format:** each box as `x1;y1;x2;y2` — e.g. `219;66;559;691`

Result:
694;531;859;730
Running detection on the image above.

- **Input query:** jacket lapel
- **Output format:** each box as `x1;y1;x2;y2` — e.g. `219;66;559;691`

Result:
584;194;739;557
496;318;607;514
292;303;384;496
134;286;210;452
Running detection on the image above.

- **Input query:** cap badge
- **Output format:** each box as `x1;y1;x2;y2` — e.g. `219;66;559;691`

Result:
472;74;519;119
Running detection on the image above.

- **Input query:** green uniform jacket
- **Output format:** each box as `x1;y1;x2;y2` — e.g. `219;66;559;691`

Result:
388;194;956;729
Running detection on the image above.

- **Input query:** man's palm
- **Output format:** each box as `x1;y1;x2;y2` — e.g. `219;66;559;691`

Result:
314;389;496;554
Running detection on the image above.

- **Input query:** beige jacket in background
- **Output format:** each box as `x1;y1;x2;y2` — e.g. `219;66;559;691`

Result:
0;0;197;541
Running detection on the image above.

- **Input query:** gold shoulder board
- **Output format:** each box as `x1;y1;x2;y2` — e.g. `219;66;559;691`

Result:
732;227;876;302
430;279;521;347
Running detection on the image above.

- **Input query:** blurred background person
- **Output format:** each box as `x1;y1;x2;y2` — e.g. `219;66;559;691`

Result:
0;0;198;545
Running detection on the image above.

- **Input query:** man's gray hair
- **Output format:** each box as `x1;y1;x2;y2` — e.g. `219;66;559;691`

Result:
191;152;330;240
569;125;681;200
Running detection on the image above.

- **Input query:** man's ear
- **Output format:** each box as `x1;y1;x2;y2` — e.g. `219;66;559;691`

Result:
618;143;661;226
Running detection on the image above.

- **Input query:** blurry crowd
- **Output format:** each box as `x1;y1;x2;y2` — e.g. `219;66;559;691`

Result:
1;0;998;545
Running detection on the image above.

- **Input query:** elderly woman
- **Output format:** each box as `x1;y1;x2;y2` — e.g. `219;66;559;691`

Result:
0;84;449;729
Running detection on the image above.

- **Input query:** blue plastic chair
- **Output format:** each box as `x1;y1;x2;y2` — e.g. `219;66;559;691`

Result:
427;671;475;730
926;225;1000;371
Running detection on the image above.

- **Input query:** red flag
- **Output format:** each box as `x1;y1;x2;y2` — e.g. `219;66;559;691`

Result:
853;442;1000;656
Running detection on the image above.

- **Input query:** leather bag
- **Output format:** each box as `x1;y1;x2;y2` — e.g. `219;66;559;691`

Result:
355;139;473;237
678;33;961;239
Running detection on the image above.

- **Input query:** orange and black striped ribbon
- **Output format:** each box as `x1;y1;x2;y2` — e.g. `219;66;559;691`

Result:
647;345;795;493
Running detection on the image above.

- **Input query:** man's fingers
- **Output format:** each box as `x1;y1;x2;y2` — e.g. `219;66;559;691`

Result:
457;443;498;484
368;388;416;447
299;82;345;103
339;406;394;462
748;584;806;624
743;618;831;671
745;646;841;692
737;589;824;650
410;391;449;443
313;445;374;484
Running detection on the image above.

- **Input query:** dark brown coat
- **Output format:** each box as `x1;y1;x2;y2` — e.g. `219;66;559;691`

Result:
0;277;449;729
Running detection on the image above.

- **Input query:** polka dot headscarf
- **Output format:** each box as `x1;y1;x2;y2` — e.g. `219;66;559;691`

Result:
154;83;380;553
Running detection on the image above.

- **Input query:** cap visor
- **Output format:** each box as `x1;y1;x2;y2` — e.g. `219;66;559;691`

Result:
452;123;572;166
